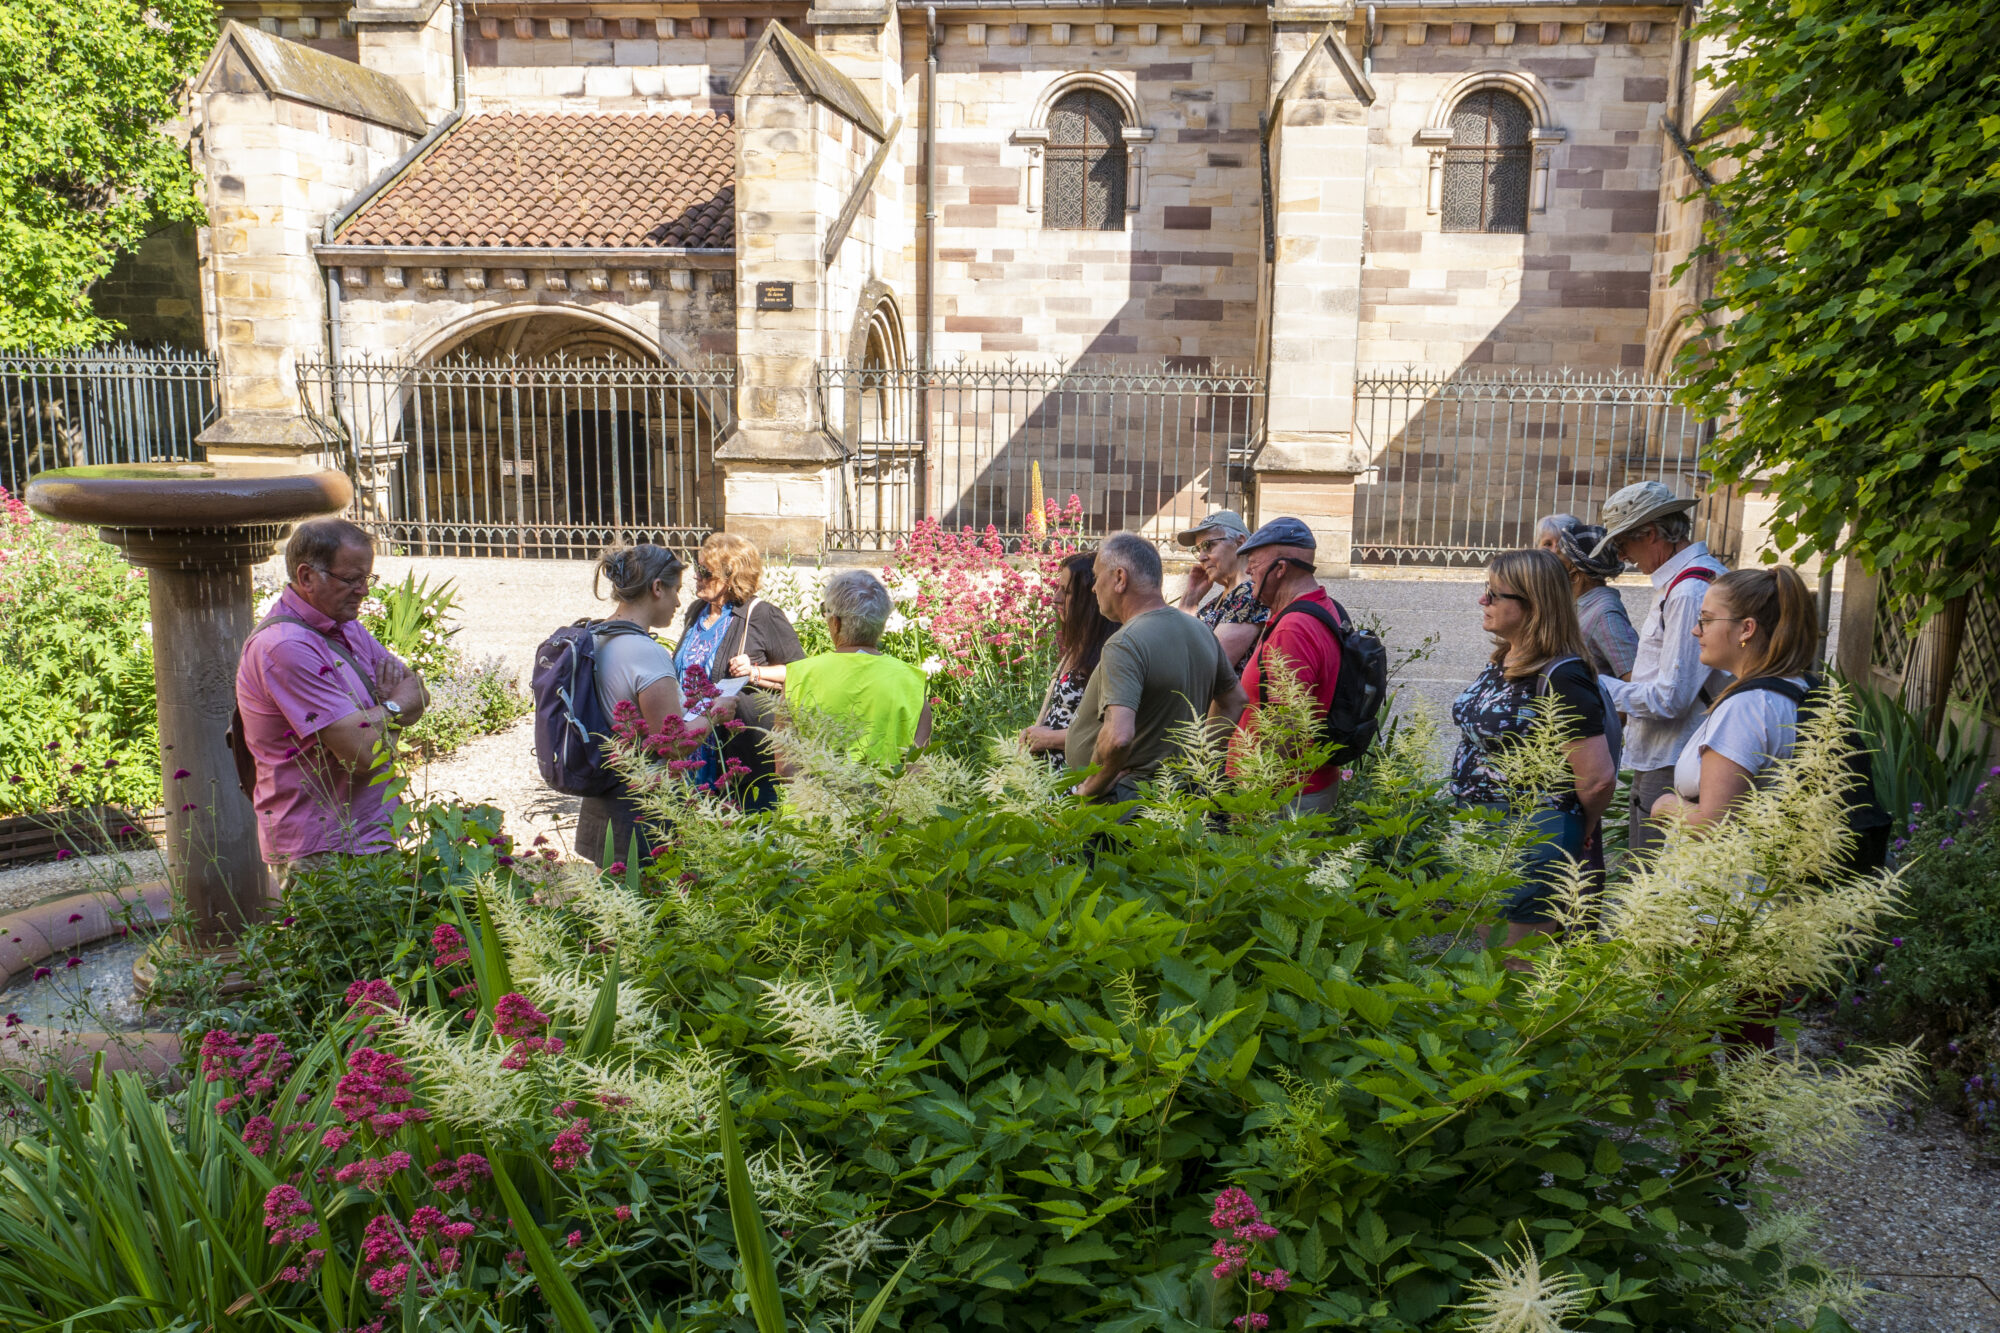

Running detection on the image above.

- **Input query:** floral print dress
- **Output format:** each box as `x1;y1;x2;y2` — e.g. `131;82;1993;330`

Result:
1037;667;1088;766
1199;580;1270;669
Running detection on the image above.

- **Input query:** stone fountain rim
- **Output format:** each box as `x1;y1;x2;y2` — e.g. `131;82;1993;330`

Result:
22;464;354;532
0;881;172;993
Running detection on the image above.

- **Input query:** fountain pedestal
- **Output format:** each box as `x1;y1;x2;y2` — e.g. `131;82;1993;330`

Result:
24;464;353;951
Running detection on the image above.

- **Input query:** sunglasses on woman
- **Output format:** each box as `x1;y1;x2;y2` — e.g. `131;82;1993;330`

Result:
1478;586;1528;606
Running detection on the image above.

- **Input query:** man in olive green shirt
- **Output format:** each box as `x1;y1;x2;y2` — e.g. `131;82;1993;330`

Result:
1067;533;1248;801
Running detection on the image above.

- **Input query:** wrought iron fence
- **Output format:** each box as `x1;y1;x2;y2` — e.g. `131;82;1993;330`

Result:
817;362;1261;550
0;345;215;494
1351;369;1716;567
298;354;733;558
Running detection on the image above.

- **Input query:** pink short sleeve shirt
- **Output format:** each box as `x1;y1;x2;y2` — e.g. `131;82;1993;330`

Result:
234;586;402;863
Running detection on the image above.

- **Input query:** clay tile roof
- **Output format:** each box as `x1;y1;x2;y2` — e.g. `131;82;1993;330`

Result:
333;112;735;250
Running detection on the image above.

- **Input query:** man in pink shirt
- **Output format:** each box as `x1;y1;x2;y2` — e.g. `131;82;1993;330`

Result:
235;518;428;871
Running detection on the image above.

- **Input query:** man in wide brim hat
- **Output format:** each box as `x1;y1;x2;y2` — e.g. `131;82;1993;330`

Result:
1589;480;1728;862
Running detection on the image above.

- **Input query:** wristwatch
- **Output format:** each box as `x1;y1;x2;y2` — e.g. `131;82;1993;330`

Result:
382;699;405;727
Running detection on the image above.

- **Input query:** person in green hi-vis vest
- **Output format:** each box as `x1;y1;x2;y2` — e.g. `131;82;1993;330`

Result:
784;569;933;767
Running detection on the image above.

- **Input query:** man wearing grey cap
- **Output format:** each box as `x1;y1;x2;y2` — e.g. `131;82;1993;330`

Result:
1173;509;1269;671
1590;481;1728;859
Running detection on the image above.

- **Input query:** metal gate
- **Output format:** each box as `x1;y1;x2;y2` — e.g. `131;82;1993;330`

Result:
818;362;1261;550
1351;370;1715;567
299;355;732;557
1;346;215;494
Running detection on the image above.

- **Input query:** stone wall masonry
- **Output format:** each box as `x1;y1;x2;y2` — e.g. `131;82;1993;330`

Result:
902;17;1267;368
199;90;417;424
1356;19;1675;373
463;24;799;114
92;222;204;349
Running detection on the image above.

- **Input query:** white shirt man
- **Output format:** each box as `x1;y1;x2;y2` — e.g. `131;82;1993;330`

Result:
1590;483;1727;859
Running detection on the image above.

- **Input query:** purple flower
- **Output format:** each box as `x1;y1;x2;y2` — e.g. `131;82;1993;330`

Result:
64;957;80;970
1891;937;1903;947
171;768;190;780
495;854;514;866
116;824;134;835
1912;802;1924;813
1972;1075;1987;1091
54;849;73;862
1941;837;1956;847
1895;839;1907;850
609;861;627;875
66;913;81;924
31;967;50;981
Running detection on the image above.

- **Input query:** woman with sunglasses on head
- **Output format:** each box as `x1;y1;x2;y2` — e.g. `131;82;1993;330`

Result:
677;532;803;811
1021;551;1121;764
1450;549;1620;953
1172;510;1269;671
1536;513;1638;681
1649;566;1822;833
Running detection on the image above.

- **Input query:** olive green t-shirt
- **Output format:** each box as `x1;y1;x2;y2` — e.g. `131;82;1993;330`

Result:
1064;606;1236;786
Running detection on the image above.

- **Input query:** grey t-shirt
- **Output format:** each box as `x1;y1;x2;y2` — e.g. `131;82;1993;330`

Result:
1065;605;1237;785
594;627;678;725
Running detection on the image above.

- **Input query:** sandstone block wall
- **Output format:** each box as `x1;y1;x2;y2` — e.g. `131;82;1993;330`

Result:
92;222;204;349
905;16;1267;368
1358;16;1675;373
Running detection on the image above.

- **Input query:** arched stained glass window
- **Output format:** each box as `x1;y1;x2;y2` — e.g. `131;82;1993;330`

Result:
1044;89;1127;231
1441;88;1532;233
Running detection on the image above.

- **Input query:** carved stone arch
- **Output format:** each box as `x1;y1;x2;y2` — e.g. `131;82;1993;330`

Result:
1012;72;1155;220
407;302;685;367
1418;71;1566;224
1650;304;1715;380
843;279;907;372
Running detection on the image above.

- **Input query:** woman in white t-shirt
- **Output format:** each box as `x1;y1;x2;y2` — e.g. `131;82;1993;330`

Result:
1650;565;1818;832
576;544;736;866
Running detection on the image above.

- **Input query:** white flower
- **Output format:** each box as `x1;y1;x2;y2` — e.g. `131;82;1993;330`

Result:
754;977;883;1068
139;620;152;637
746;1139;829;1226
884;610;909;635
1454;1242;1594;1333
390;1012;525;1130
920;655;943;675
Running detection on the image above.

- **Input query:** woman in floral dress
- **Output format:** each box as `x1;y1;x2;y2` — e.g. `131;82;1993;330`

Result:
1021;552;1119;763
1173;510;1268;671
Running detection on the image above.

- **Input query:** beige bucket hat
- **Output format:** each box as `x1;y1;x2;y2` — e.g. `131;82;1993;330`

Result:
1590;481;1698;558
1174;509;1251;548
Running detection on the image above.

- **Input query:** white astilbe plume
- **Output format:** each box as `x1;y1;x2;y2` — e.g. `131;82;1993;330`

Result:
1217;652;1330;808
798;1215;899;1293
1442;815;1525;890
390;1011;524;1130
573;1044;729;1146
522;969;663;1044
1673;1209;1877;1327
747;1137;830;1226
658;881;739;947
1453;1243;1594;1333
1600;689;1902;991
566;878;659;955
1369;699;1440;796
1155;709;1229;799
755;977;884;1068
885;752;981;824
766;702;885;838
1712;1043;1923;1162
1305;842;1364;894
1488;692;1580;814
981;733;1066;813
481;880;578;981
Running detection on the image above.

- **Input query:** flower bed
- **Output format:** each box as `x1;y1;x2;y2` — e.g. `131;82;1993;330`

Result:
0;683;1909;1333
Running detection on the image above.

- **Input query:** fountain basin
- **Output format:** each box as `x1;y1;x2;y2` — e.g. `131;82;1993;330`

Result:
22;461;350;531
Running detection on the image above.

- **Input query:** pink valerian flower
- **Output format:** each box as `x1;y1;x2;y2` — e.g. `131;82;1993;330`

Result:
1209;1187;1262;1231
264;1184;318;1246
240;1115;276;1155
565;1230;583;1248
492;992;551;1039
334;1151;415;1194
201;1030;294;1110
320;1126;355;1152
1251;1269;1291;1292
430;923;469;969
333;1047;417;1129
279;1249;327;1283
549;1117;593;1171
428;1152;492;1194
366;1262;414;1300
344;978;402;1016
1211;1240;1249;1279
1232;1315;1270;1331
1234;1221;1279;1243
614;1204;633;1222
499;1034;565;1070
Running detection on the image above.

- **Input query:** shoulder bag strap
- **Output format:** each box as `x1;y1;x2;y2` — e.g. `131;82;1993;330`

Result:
252;611;382;707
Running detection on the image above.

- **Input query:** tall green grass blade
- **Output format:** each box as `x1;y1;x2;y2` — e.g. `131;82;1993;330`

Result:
718;1094;789;1333
852;1240;924;1333
473;879;515;1015
577;953;622;1059
486;1144;599;1333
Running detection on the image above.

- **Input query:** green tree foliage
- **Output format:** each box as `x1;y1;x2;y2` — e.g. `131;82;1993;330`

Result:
0;0;215;349
1684;0;2000;611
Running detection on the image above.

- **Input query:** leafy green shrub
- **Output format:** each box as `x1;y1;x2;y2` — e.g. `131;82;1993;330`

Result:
399;656;530;760
41;692;1898;1332
1842;675;1993;824
0;488;159;815
1837;797;2000;1146
360;573;462;680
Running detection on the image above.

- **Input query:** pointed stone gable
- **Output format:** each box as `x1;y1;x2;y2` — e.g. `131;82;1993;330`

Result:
1270;21;1376;116
195;20;427;135
730;19;887;141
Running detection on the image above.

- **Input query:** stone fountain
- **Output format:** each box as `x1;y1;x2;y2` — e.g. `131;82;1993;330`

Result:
24;462;352;953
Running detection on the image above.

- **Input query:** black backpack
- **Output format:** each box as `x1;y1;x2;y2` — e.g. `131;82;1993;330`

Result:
1248;597;1387;764
532;619;658;798
1730;674;1893;871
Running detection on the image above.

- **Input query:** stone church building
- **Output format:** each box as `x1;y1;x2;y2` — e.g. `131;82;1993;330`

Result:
151;0;1738;570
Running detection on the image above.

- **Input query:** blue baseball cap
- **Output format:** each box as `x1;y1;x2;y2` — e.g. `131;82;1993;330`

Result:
1237;516;1318;556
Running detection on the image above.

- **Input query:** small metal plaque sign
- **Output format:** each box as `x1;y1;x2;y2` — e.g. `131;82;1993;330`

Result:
755;281;794;311
501;459;535;478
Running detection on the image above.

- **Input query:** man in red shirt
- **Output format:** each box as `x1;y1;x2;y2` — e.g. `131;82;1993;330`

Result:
1234;518;1343;812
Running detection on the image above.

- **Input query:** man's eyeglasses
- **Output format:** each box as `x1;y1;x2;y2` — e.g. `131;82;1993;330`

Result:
312;566;379;591
1478;586;1528;606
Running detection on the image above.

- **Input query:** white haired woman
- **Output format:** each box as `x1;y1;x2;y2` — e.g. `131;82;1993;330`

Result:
1535;513;1638;681
783;569;933;766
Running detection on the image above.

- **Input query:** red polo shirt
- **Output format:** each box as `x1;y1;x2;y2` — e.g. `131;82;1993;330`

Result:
1235;588;1343;795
